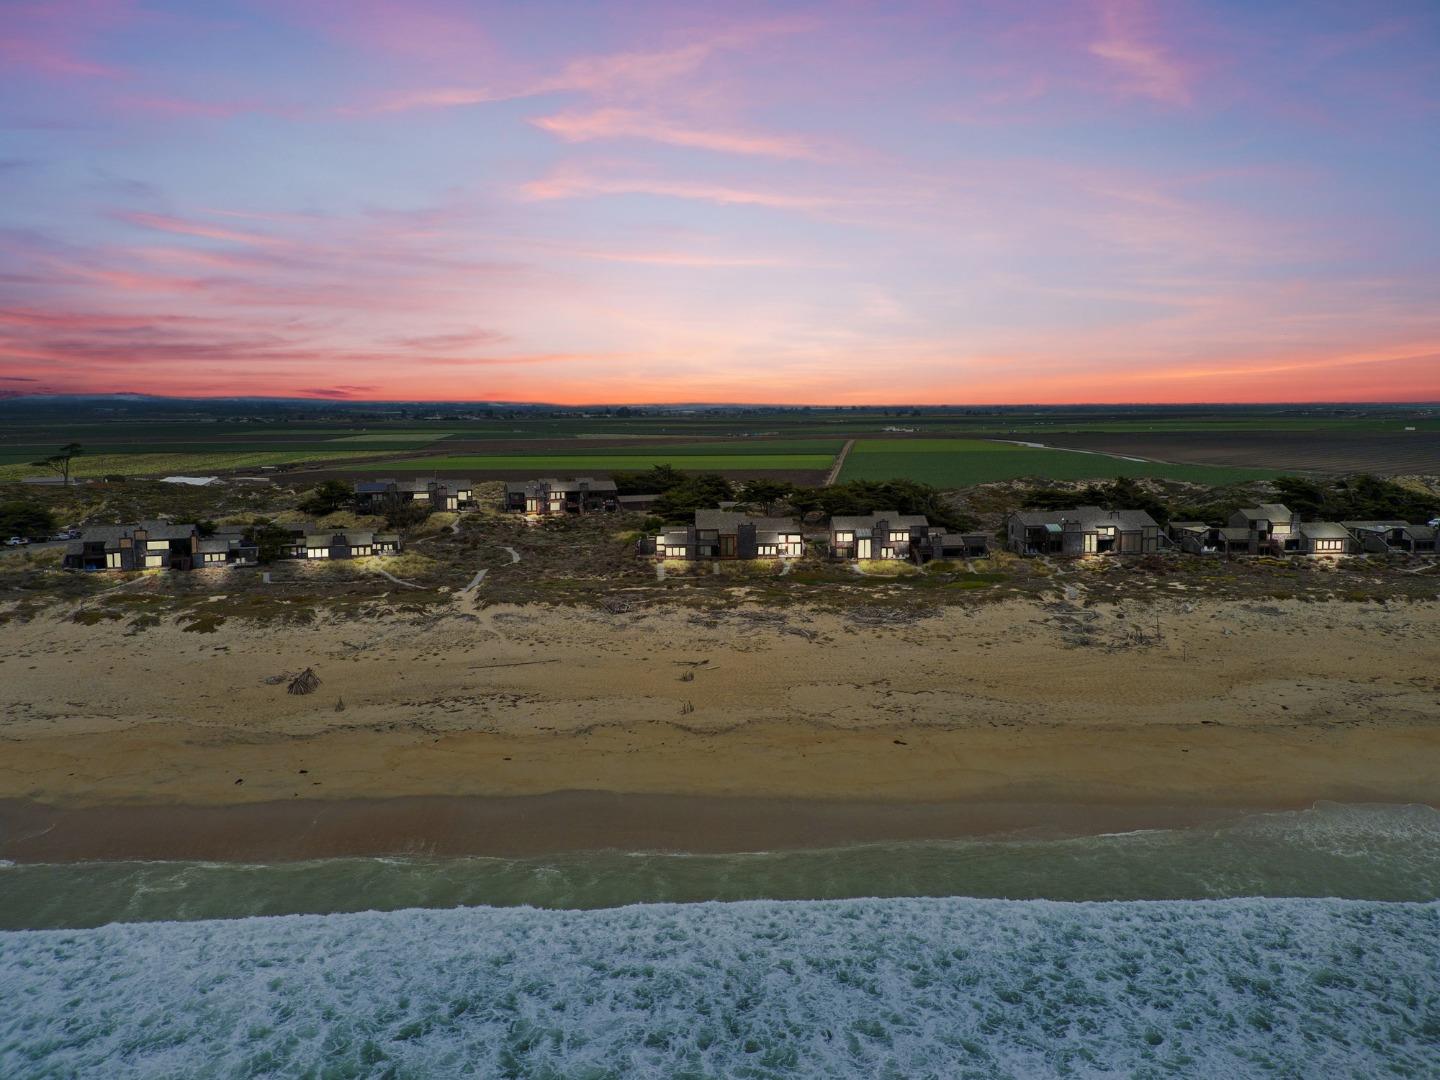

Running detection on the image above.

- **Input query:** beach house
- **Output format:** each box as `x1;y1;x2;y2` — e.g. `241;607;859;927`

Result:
63;521;257;571
354;478;474;512
1006;507;1161;556
1343;520;1439;555
648;509;805;560
1227;503;1299;554
1293;521;1357;555
1167;521;1256;555
210;521;399;562
828;513;931;561
504;478;619;515
301;528;400;560
913;530;992;562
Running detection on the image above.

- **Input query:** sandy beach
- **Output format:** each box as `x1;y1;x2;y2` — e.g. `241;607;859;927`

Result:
1;595;1437;859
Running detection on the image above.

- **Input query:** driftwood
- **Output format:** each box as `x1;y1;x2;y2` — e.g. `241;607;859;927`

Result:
287;667;321;695
470;659;559;671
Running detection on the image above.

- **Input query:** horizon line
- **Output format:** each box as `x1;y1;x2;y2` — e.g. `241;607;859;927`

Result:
3;393;1439;410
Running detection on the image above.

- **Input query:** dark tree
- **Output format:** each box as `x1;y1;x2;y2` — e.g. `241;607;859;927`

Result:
612;464;685;495
0;500;56;538
739;479;794;514
29;442;83;485
247;519;297;563
299;479;355;515
653;474;735;520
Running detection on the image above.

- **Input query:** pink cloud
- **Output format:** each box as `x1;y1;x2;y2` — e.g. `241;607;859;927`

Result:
520;168;837;210
569;249;805;268
115;211;288;247
1088;0;1192;105
0;0;133;80
368;16;811;114
530;107;820;159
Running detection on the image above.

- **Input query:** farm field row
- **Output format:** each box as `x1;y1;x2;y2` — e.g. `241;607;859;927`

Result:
0;451;387;481
837;439;1276;486
366;451;839;473
1033;431;1440;476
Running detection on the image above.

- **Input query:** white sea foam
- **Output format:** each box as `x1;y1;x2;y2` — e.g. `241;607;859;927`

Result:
2;896;1436;1078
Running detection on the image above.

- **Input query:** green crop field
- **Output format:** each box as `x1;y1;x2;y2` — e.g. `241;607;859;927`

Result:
837;439;1277;486
367;450;838;473
0;450;386;481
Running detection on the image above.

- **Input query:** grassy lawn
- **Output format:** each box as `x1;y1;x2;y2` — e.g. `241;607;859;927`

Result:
838;439;1277;486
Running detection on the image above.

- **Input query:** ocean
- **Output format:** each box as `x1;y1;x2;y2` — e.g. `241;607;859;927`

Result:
2;802;1438;1078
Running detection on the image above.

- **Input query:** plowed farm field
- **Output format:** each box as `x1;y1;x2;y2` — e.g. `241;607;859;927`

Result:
1033;431;1440;475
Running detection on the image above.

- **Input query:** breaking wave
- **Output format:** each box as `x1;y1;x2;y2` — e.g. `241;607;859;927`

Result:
2;896;1437;1078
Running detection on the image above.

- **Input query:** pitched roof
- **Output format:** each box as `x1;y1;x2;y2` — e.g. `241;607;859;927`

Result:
304;529;377;546
1011;506;1158;530
77;520;195;544
139;521;198;541
1298;521;1353;541
693;509;801;534
1235;503;1292;522
830;512;929;533
505;477;618;494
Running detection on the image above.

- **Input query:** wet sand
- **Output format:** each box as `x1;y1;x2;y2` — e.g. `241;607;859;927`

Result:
0;794;1261;863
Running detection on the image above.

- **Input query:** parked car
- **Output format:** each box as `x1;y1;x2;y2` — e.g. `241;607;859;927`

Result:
6;536;30;546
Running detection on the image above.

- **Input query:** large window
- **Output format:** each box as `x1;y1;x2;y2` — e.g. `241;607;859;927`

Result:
106;552;122;569
834;531;853;542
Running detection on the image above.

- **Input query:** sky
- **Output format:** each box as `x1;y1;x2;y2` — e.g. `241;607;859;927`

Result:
1;0;1438;405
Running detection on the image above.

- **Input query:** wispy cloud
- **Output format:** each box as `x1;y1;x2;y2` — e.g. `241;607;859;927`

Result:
520;168;837;210
531;107;821;159
367;17;810;114
1088;0;1192;105
115;211;288;247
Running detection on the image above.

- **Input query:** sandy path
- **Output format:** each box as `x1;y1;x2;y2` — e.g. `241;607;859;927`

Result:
824;439;855;486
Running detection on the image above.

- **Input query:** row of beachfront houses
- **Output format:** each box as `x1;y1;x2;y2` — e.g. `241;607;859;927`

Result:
62;520;401;572
1007;503;1437;558
355;476;637;515
643;502;1437;563
62;474;1437;574
644;511;994;563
